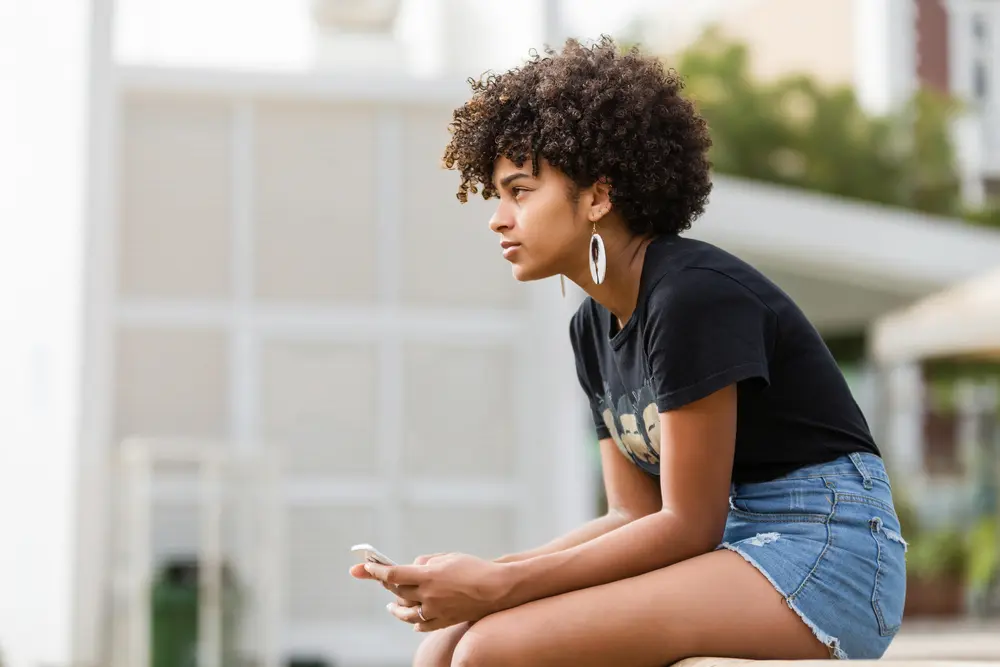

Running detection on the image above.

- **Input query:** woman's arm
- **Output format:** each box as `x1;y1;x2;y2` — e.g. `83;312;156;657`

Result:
496;384;737;609
494;437;661;563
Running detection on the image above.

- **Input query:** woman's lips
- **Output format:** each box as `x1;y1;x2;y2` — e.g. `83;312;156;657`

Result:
500;241;521;260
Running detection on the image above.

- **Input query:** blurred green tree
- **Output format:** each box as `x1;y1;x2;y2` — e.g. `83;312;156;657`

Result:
670;30;1000;226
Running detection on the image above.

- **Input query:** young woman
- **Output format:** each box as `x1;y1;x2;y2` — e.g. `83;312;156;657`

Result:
351;37;907;666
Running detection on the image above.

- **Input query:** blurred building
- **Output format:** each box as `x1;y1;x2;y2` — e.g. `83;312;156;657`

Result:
689;179;1000;519
76;2;592;666
70;1;1000;666
651;0;999;209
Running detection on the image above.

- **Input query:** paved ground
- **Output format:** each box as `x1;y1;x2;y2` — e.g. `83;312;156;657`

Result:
884;620;1000;661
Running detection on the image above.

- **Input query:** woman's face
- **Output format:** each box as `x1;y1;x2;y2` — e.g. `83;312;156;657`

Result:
488;156;596;282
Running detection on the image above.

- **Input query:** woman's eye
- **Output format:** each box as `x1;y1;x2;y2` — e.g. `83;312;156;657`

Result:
512;187;529;200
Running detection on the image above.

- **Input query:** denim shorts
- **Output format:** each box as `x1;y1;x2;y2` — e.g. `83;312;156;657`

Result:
718;452;907;660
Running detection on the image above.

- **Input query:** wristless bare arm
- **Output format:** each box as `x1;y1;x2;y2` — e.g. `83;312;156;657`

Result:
494;513;628;563
493;437;662;564
496;386;738;609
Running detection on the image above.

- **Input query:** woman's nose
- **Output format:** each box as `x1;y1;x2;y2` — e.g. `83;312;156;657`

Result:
489;205;512;234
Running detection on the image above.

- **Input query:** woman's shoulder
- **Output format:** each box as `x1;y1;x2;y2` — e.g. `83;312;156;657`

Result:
641;238;778;317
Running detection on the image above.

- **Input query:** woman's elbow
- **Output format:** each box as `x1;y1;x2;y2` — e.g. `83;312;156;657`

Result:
609;502;659;524
659;509;727;555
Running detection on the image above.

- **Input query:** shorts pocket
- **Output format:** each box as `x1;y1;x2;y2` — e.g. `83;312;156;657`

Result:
869;515;907;637
729;477;832;523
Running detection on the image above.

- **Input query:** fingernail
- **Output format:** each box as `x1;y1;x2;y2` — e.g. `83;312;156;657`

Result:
386;602;393;611
364;564;372;574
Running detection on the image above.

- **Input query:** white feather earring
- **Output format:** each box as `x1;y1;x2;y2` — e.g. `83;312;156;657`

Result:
589;220;607;285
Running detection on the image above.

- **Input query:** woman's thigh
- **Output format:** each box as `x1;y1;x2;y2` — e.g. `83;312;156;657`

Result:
449;549;829;667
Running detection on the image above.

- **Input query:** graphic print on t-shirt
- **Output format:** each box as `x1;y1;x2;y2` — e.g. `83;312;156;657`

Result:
597;379;661;472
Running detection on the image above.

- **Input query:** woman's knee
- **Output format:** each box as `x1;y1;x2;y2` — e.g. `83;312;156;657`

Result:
412;622;470;667
450;634;488;667
450;617;518;667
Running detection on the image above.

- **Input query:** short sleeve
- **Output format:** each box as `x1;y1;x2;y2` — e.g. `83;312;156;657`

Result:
569;306;611;439
644;268;774;412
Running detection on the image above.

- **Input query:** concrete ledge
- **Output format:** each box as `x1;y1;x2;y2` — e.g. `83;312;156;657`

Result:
674;659;1000;667
884;625;1000;662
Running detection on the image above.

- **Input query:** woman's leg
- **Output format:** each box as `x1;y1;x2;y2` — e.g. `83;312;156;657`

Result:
413;622;471;667
450;549;830;667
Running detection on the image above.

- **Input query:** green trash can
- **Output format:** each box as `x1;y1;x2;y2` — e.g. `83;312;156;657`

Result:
151;558;242;667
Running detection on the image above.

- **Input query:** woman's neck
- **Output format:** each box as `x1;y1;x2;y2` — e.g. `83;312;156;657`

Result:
568;227;653;327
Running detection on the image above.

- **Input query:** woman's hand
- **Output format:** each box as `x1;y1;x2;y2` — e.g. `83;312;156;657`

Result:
348;552;447;582
350;553;447;612
363;553;511;632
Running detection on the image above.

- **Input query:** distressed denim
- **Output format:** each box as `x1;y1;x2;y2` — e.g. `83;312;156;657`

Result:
718;452;907;659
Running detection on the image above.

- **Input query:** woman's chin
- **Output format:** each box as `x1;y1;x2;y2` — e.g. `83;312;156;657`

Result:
510;262;551;283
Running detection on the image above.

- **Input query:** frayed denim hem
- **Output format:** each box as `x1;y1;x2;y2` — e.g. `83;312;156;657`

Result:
719;542;848;660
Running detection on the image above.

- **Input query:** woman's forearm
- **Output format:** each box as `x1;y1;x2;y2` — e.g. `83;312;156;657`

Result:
493;510;635;564
497;509;721;608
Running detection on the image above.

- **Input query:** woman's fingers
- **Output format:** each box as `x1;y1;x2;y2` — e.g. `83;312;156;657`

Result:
354;562;423;615
387;600;459;632
396;594;416;608
387;601;425;624
387;583;421;601
349;563;373;579
414;619;453;633
353;562;422;604
414;552;447;565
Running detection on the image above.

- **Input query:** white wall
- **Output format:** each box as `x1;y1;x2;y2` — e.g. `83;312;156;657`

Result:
854;0;917;116
946;0;1000;205
73;75;595;665
0;1;87;666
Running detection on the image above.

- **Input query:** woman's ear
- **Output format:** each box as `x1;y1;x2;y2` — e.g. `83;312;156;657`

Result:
589;177;613;223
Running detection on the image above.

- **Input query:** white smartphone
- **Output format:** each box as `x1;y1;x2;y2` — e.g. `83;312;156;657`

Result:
351;543;397;567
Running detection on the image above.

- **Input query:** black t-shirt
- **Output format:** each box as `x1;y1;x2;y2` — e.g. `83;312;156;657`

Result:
569;235;880;484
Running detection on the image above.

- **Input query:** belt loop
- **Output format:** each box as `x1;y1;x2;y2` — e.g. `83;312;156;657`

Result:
849;452;874;490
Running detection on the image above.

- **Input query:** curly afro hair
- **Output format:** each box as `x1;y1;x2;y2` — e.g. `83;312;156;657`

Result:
442;35;713;237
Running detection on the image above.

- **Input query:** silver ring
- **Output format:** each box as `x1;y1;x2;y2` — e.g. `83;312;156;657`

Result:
417;605;428;622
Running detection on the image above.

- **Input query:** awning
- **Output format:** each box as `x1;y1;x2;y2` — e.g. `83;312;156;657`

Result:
869;266;1000;364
